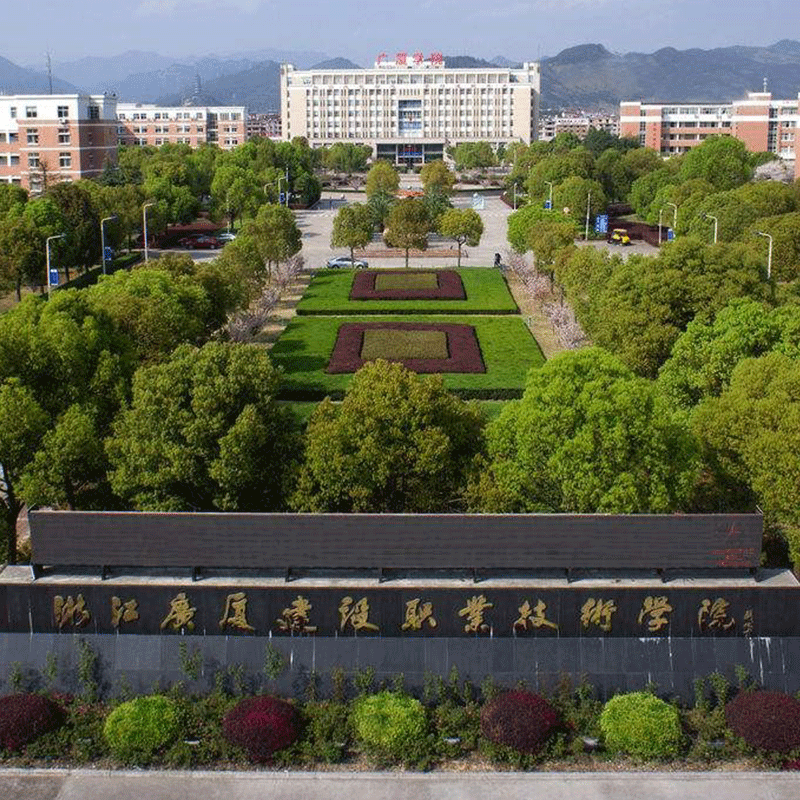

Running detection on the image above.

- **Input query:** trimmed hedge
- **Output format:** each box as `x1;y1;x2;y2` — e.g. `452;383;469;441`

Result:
480;690;560;755
103;695;181;763
600;692;683;758
222;696;300;763
726;691;800;754
351;691;427;763
0;694;66;752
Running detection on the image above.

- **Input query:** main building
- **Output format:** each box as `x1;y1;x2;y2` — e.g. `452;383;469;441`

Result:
280;53;540;167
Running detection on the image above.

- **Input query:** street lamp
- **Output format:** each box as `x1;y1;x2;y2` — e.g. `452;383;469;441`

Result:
658;208;664;246
142;202;155;263
100;215;117;275
544;180;554;210
265;174;286;205
584;190;592;242
703;213;718;245
512;183;517;210
46;233;66;300
755;230;773;281
666;201;678;237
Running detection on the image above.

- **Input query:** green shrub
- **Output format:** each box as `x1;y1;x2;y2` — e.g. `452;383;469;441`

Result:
103;695;181;764
299;700;351;763
600;692;683;759
351;691;429;765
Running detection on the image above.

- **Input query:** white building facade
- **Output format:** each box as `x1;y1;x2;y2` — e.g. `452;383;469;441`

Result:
281;55;540;166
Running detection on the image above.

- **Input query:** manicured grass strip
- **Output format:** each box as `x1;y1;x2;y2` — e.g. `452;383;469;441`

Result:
297;268;518;315
361;328;449;361
374;272;439;291
271;314;544;399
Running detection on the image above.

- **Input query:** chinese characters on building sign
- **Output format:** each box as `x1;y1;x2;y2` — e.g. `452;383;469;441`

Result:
376;52;444;66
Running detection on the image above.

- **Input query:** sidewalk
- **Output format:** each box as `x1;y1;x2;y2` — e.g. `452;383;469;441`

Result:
2;769;799;800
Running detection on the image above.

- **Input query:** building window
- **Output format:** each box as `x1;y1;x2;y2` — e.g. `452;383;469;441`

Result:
28;153;40;168
10;155;20;166
57;105;69;119
10;106;16;118
59;131;71;144
88;105;100;120
27;129;39;144
25;106;37;118
59;152;71;168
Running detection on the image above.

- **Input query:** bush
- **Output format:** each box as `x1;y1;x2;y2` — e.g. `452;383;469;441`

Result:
222;696;300;763
103;695;181;763
299;700;350;763
480;690;560;755
351;691;428;764
0;694;66;752
726;691;800;754
600;692;683;758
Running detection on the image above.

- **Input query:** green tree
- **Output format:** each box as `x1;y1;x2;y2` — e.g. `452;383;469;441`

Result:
0;184;27;215
420;160;456;194
526;150;595;201
291;360;486;512
506;203;565;253
527;218;577;287
552;176;606;227
47;182;101;273
365;160;400;198
384;198;429;267
628;165;680;220
106;342;298;511
323;143;372;173
0;379;49;562
0;210;46;299
678;136;753;191
450;141;497;170
331;203;374;262
242;203;302;281
367;190;395;232
210;164;261;231
745;212;800;282
467;348;700;513
438;208;483;267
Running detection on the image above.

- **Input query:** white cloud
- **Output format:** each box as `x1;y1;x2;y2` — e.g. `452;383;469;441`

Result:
135;0;263;17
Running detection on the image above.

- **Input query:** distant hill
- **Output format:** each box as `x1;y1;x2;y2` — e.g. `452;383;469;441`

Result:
443;55;498;69
0;54;78;94
310;58;361;70
45;51;176;92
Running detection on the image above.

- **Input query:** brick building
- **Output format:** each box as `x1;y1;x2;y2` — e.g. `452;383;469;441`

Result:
620;91;800;177
116;104;247;150
0;93;118;192
538;112;619;142
247;112;281;139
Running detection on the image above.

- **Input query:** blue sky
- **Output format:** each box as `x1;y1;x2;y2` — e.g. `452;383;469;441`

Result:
9;0;800;66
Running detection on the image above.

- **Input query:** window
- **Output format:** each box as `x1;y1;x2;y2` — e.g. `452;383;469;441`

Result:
10;106;16;118
25;106;37;118
58;131;71;144
59;152;71;168
0;132;5;143
57;105;69;119
27;129;39;144
28;153;40;168
88;105;99;120
10;155;20;166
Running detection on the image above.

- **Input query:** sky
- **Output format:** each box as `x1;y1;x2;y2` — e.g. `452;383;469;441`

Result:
7;0;800;68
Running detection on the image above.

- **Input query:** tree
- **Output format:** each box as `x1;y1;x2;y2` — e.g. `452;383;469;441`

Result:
526;150;594;200
506;203;566;253
291;360;486;512
242;203;302;280
0;379;49;562
466;348;700;514
527;219;577;288
678;136;753;191
0;184;27;216
210;164;261;231
365;160;400;198
323;143;372;173
420;160;456;195
0;210;45;299
450;141;497;171
745;213;800;282
384;198;429;267
331;203;374;262
47;182;101;273
106;342;298;511
367;190;395;232
552;176;606;227
438;208;483;267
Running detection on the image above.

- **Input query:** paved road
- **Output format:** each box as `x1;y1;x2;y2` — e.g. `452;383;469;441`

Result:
2;769;799;800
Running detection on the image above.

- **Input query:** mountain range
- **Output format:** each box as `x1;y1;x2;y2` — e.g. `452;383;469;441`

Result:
3;42;800;113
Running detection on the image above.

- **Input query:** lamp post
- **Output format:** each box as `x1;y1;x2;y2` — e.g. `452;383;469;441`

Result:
265;176;285;205
545;180;554;210
755;230;773;281
46;233;66;300
512;183;517;210
584;190;592;242
142;202;155;262
100;215;117;275
666;201;678;238
704;213;718;245
658;208;664;246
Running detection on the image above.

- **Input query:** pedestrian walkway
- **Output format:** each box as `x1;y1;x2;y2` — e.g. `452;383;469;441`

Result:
1;769;799;800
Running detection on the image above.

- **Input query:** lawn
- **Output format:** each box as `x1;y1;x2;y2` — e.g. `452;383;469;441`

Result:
296;268;519;315
361;328;450;360
271;314;544;399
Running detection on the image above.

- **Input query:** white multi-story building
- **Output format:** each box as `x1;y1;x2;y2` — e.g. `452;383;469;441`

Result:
280;54;540;167
0;93;118;191
116;103;247;150
538;112;619;142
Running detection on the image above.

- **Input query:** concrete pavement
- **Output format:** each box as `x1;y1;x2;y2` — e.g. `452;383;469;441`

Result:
1;769;799;800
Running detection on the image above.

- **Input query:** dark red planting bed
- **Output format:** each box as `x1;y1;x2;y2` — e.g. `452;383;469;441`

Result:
349;269;467;300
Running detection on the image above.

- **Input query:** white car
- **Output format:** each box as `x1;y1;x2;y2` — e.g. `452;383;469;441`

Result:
326;256;369;269
216;232;237;243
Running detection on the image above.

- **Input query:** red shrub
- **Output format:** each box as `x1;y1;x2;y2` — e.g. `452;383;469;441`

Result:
726;691;800;754
480;690;560;754
222;696;300;762
0;694;66;752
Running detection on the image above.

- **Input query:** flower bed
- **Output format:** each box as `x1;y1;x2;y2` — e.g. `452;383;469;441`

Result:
326;322;486;374
350;269;466;301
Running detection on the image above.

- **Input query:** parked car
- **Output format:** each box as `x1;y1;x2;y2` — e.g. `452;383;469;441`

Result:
216;232;237;243
185;235;221;250
326;256;369;269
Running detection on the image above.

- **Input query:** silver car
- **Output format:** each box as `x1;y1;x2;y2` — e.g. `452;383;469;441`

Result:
326;256;369;269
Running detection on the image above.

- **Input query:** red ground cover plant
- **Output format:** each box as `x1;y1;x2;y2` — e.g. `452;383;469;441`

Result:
725;691;800;754
326;322;486;374
0;693;66;752
350;269;466;300
222;696;300;762
480;690;561;754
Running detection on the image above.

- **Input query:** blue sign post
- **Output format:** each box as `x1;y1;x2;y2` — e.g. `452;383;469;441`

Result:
594;214;609;234
48;269;59;287
544;200;552;210
667;228;675;241
279;192;286;204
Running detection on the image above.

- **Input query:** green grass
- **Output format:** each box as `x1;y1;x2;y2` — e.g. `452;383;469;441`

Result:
296;268;519;315
374;272;439;291
271;315;544;399
361;329;449;360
